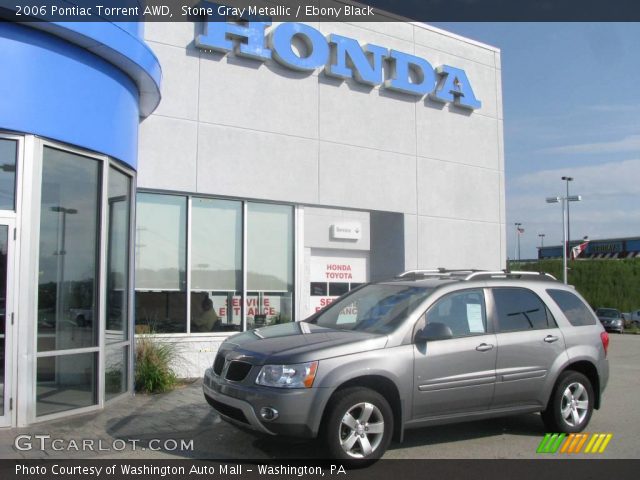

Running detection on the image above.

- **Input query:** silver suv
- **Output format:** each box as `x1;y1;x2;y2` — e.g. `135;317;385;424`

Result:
203;270;609;461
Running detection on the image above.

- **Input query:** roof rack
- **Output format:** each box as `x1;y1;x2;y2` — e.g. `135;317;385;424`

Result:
395;269;557;282
464;270;557;281
396;268;479;279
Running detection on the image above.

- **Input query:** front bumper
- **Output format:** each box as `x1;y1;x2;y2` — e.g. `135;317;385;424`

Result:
602;323;623;333
202;367;326;438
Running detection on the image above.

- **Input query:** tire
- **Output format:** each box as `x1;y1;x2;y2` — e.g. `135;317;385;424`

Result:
541;371;594;433
323;387;393;463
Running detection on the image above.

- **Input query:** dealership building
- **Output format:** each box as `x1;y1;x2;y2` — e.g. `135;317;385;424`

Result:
0;12;505;427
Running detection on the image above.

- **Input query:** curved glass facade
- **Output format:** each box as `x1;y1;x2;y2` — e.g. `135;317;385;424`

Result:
0;20;159;425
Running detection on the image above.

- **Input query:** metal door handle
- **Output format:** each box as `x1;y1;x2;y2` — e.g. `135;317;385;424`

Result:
544;335;559;343
476;343;494;352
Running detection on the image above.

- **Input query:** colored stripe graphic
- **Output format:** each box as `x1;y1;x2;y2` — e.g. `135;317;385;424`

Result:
537;433;613;454
537;433;566;453
584;433;613;453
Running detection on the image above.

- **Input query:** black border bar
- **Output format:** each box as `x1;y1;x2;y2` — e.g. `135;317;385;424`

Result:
2;0;640;22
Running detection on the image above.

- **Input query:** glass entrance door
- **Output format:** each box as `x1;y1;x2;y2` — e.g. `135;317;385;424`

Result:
0;221;14;426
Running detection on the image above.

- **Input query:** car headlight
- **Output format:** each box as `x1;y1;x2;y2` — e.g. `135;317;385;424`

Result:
256;361;318;388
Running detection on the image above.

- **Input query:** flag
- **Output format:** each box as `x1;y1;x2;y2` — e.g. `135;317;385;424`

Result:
571;240;589;260
517;227;524;234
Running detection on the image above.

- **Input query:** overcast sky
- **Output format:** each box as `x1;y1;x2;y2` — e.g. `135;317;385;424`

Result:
432;23;640;259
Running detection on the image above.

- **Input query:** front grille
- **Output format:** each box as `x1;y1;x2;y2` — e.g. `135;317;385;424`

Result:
225;361;252;382
207;397;249;425
213;353;225;375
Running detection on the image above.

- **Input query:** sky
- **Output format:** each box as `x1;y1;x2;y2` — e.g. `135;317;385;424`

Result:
431;23;640;259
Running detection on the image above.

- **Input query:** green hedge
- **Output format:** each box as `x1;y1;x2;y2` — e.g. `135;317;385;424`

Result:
510;259;640;311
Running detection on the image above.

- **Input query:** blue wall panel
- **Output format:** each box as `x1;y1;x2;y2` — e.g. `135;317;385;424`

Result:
0;21;161;168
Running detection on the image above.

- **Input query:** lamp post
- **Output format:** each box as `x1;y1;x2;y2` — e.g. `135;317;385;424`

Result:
538;233;546;248
546;195;581;284
51;205;78;350
514;222;523;262
562;176;574;256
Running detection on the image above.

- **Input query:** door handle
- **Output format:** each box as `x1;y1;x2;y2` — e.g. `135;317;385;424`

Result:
544;335;559;343
475;343;494;352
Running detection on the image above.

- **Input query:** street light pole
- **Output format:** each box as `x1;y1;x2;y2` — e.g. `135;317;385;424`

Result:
538;233;545;248
51;205;78;350
546;195;581;284
562;176;573;257
515;222;522;262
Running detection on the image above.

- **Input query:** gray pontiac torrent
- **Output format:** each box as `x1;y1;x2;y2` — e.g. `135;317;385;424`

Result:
203;270;609;461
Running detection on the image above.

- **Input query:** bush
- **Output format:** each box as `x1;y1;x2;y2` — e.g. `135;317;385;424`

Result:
135;336;178;393
512;258;640;311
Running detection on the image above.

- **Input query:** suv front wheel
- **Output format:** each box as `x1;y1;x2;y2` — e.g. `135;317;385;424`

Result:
323;387;393;462
542;371;594;433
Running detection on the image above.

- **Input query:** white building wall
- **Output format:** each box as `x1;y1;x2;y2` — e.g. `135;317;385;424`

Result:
137;19;505;377
139;20;504;268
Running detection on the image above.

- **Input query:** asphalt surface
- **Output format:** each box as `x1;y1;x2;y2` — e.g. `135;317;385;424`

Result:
1;334;638;460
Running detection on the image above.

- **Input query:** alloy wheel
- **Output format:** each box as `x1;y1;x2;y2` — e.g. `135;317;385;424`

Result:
338;402;385;458
561;382;589;427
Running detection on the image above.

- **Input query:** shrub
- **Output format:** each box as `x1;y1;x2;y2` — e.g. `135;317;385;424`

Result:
512;258;640;311
135;336;178;393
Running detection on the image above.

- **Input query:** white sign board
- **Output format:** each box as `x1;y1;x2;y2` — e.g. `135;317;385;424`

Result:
310;253;368;282
308;251;369;316
330;222;362;240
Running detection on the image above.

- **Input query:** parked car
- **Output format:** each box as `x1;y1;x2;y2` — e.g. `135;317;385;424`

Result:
630;309;640;326
595;308;624;334
203;270;609;462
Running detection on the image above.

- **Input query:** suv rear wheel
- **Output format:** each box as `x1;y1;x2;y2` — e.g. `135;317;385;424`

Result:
542;371;594;433
323;387;393;462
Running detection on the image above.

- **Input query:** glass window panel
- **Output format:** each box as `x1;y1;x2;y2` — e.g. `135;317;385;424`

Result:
247;203;294;328
191;292;241;332
106;168;131;343
0;139;17;211
493;288;551;332
310;282;327;296
191;197;242;290
105;345;128;401
547;289;596;327
135;291;186;333
37;147;100;352
135;193;186;290
247;203;293;291
329;283;349;296
36;352;98;416
135;194;187;333
426;289;487;337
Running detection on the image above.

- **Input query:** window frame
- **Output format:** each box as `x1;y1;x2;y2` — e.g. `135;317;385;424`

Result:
489;286;558;334
546;288;597;327
135;190;297;337
415;287;492;341
27;137;136;423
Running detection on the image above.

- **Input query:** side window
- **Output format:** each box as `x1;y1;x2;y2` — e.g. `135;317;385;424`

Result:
546;289;597;326
492;288;554;332
425;289;487;337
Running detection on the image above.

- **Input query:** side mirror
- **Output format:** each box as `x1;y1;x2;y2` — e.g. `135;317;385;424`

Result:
415;322;453;343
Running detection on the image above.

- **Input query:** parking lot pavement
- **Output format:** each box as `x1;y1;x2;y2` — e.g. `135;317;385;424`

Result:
1;334;638;460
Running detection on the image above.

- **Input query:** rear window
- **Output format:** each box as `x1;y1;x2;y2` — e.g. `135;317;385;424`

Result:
547;289;596;326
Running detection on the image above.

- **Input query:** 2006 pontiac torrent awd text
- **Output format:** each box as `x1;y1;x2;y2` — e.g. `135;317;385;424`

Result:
203;269;609;462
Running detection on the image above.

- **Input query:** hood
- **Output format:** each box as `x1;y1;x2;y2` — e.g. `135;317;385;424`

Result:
219;322;388;365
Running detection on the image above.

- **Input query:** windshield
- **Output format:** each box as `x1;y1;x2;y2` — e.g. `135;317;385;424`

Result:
307;284;433;334
596;308;620;318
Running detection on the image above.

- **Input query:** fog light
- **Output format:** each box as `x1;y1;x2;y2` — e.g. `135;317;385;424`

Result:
260;407;279;421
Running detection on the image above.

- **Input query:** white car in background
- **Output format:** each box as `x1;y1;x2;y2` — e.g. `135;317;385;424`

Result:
630;310;640;325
